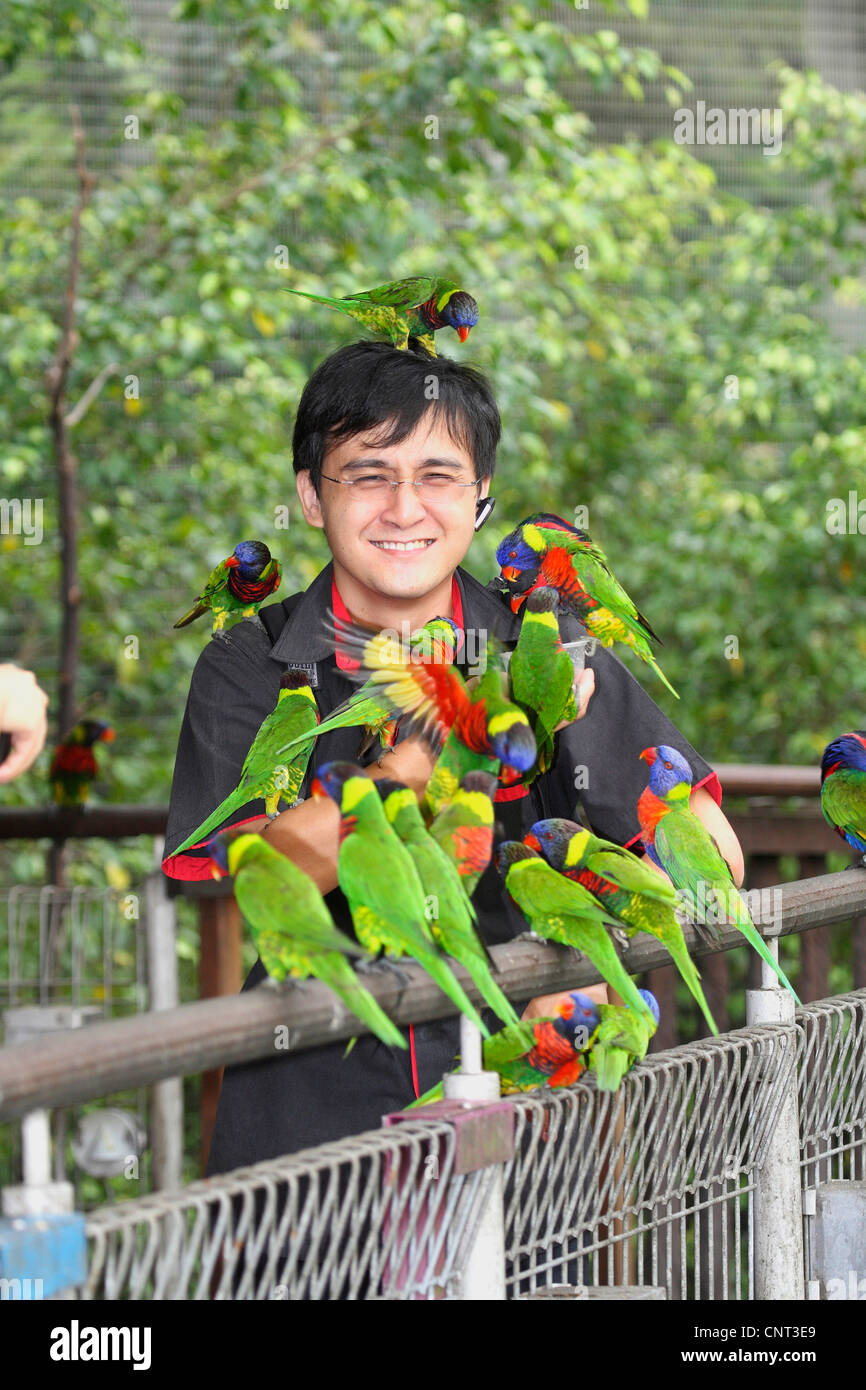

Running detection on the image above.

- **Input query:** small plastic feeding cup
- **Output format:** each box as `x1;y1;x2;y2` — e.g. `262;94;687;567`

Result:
500;636;597;681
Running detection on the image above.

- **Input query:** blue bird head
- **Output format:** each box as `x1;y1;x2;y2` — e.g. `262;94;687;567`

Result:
639;988;661;1026
232;540;272;577
441;291;479;340
557;991;601;1045
820;731;866;783
495;529;540;578
640;744;694;798
488;719;536;774
527;818;583;871
309;760;365;805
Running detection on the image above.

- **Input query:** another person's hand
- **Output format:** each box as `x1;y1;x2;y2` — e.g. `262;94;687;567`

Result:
0;664;49;783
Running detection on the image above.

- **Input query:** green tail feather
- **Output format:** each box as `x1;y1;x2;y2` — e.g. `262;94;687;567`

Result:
313;953;407;1050
646;652;679;699
590;1045;630;1092
733;908;801;1005
665;938;719;1035
580;926;655;1024
172;786;250;856
418;950;490;1038
173;600;209;629
461;955;520;1029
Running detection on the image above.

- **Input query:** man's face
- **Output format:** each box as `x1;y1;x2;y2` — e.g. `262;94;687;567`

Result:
296;412;490;603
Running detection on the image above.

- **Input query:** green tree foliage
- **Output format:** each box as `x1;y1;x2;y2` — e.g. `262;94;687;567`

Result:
1;0;864;888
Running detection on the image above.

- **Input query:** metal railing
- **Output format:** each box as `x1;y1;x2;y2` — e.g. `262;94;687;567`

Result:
0;867;864;1299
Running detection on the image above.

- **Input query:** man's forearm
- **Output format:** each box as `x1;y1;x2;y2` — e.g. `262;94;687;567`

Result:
254;737;437;896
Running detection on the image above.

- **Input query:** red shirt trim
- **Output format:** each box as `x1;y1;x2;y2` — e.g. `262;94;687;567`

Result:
623;770;723;850
161;814;266;880
493;783;530;803
332;575;465;672
409;1023;420;1100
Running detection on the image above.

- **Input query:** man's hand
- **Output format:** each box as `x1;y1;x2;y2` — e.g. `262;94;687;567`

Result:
0;664;49;783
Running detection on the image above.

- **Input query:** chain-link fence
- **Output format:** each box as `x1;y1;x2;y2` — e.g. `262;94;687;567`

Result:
74;991;866;1300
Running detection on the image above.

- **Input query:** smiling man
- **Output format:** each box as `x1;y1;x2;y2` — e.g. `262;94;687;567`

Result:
163;340;741;1175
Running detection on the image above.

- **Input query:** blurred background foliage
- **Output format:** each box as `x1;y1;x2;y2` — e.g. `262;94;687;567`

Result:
1;0;865;898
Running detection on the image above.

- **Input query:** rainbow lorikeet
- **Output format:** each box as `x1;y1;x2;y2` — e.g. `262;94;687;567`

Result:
274;617;463;767
428;770;498;899
587;989;660;1093
209;832;405;1050
507;586;577;777
174;540;281;633
820;731;866;865
496;841;655;1025
49;719;114;806
495;513;678;698
408;991;602;1107
282;275;479;357
377;779;519;1028
421;653;536;819
638;745;801;1003
527;817;718;1036
311;762;490;1037
170;671;318;856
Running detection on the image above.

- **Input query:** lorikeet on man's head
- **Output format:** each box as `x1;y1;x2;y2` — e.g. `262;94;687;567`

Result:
820;731;866;864
638;744;801;1003
49;720;114;806
494;513;677;698
282;275;479;356
174;540;281;632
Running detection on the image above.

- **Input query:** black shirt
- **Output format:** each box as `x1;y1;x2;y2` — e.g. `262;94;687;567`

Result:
163;561;720;1172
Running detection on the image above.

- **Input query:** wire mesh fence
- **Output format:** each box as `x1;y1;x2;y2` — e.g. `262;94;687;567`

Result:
75;991;866;1300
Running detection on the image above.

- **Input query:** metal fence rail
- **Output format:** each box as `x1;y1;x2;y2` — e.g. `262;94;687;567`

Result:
83;1120;492;1301
73;992;866;1300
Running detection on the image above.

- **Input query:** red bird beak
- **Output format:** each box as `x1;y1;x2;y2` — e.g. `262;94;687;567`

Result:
310;776;325;799
100;728;115;743
225;555;240;568
210;864;224;881
509;591;527;614
457;326;470;343
523;832;542;853
639;747;657;765
501;565;520;582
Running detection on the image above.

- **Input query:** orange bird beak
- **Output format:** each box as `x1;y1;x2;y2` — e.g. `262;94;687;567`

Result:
100;728;115;743
509;591;527;614
225;555;240;568
210;864;223;881
523;832;542;853
501;565;521;582
639;747;657;765
457;326;470;342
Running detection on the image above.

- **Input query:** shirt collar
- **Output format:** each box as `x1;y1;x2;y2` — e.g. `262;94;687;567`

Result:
268;561;521;669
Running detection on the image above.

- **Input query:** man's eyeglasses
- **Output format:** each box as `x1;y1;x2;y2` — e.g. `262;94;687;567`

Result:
319;470;481;503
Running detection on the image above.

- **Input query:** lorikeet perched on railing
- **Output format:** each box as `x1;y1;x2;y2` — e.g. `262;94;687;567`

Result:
311;761;490;1038
496;840;656;1025
209;831;406;1050
407;991;602;1106
377;777;519;1028
174;540;281;632
637;744;801;1003
495;512;678;698
527;817;719;1036
170;670;319;857
49;719;114;806
282;275;479;356
820;731;866;866
587;990;659;1093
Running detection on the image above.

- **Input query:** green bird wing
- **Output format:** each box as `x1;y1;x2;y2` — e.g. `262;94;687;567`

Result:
339;830;435;957
484;1018;547;1068
235;856;365;960
511;859;618;924
822;773;866;845
653;806;732;903
590;847;681;906
351;276;441;309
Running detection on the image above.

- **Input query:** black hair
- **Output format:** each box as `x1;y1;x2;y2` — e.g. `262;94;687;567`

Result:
292;340;500;492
